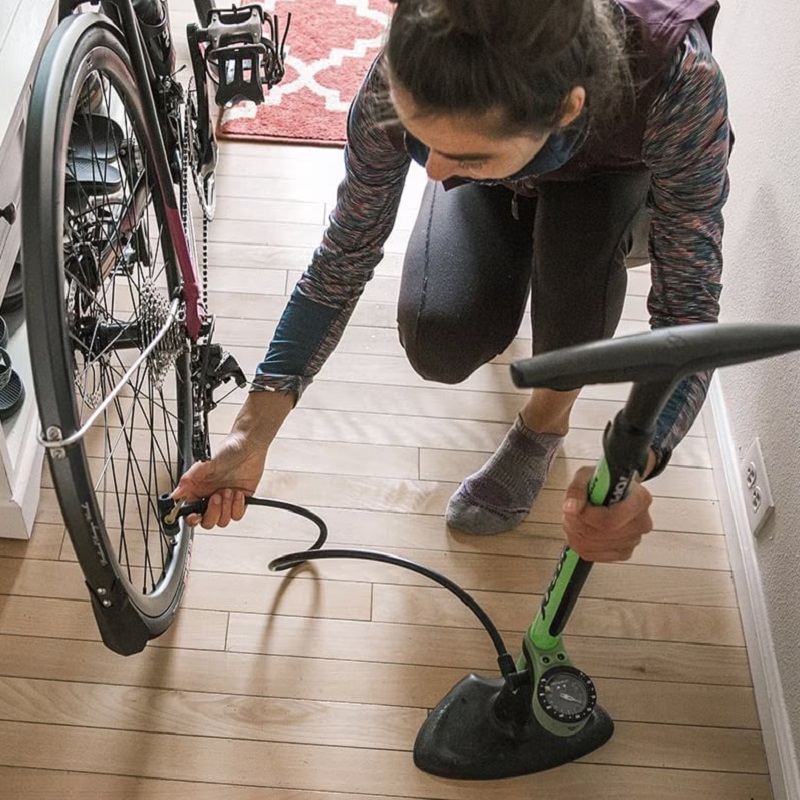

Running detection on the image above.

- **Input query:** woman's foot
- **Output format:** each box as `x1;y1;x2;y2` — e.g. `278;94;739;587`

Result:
445;416;563;534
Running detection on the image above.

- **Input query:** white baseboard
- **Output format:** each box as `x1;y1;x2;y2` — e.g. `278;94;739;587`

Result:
705;378;800;800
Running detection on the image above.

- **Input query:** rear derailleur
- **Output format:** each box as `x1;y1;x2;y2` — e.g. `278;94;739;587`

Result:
191;328;247;461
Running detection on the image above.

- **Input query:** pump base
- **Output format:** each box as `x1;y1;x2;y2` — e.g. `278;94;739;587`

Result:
413;673;614;780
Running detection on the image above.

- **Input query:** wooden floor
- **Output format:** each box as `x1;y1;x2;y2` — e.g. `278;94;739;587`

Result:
0;7;772;798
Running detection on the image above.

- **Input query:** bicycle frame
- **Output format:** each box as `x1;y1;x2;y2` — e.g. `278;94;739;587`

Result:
59;0;208;339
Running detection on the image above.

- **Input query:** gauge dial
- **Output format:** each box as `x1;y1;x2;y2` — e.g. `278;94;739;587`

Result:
536;665;597;724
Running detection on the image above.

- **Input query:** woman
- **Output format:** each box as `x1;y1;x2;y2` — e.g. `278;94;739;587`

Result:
175;0;730;563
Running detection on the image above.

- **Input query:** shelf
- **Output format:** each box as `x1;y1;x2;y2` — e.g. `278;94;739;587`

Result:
0;305;45;539
0;0;57;539
2;307;37;464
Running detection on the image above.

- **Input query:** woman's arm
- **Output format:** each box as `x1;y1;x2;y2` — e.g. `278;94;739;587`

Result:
252;57;411;399
642;23;732;474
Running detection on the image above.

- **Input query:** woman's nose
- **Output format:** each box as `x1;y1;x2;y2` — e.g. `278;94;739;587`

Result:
425;151;456;182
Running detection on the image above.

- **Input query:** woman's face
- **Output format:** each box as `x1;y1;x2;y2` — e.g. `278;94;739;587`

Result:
390;83;584;182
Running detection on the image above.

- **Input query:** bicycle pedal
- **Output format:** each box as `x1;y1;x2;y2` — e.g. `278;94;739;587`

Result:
195;4;289;106
213;42;269;105
205;4;265;44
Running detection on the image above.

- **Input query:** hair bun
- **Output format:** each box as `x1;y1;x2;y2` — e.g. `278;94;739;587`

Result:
434;0;588;56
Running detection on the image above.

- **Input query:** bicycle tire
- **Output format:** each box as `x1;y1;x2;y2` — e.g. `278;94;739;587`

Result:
22;13;195;655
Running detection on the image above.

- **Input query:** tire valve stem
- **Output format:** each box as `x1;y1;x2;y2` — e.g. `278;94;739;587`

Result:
159;494;209;532
159;493;184;531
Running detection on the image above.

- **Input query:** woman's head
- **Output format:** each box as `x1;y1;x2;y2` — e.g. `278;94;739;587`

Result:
384;0;629;179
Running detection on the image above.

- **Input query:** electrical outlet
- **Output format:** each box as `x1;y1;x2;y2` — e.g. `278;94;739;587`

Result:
741;438;775;537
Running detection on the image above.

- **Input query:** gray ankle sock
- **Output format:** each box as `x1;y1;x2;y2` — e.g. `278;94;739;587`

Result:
446;416;563;535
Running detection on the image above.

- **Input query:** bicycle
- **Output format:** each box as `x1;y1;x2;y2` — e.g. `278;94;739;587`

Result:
20;0;289;655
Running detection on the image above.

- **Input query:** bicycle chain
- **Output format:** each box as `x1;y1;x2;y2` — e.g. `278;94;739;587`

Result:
183;79;211;307
182;80;214;461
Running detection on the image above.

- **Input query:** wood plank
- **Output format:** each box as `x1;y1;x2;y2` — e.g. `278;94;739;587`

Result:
0;763;772;800
205;355;706;438
207;242;312;271
0;767;400;800
0;556;87;600
185;535;737;607
422;450;716;499
45;540;369;623
209;356;707;449
0;634;478;709
225;612;748;669
298;350;627;396
0;636;758;727
32;488;71;527
0;522;64;560
0;721;771;798
0;676;425;750
207;219;325;249
207;241;408;277
206;265;286;295
0;596;228;651
370;584;744;646
0;676;763;768
595;677;760;729
208;404;708;470
633;528;730;571
182;569;373;620
215;173;338;203
192;503;730;571
228;469;722;534
215;152;347;183
204;196;326;225
267;438;420;479
585;720;767;773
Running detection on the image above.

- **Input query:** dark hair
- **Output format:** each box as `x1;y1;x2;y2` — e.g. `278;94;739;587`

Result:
384;0;631;136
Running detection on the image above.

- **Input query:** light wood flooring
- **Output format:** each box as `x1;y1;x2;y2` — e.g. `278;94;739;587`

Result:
0;6;771;798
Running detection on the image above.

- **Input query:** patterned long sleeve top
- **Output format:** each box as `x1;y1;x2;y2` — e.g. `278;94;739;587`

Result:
252;23;731;468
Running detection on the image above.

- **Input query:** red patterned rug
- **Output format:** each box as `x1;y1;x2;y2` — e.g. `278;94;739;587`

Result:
217;0;394;146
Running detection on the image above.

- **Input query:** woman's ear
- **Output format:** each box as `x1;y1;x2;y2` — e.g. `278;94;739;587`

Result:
559;86;586;128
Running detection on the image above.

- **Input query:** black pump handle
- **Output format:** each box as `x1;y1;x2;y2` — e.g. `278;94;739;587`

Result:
511;322;800;391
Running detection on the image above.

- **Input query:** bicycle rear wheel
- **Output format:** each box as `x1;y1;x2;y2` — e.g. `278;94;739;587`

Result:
22;14;195;655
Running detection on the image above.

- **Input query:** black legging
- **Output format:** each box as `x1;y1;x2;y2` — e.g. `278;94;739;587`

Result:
397;172;651;384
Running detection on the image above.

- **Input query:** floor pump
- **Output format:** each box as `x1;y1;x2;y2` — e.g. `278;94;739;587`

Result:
413;322;800;779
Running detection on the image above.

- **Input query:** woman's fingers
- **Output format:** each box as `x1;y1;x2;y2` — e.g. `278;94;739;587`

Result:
562;466;653;562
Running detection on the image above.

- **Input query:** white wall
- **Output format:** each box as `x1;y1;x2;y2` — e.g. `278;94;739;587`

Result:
712;0;800;765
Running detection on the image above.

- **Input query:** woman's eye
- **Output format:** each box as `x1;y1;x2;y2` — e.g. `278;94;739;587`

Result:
458;160;485;171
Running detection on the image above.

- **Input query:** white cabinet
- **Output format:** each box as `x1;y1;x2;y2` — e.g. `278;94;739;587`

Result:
0;0;57;538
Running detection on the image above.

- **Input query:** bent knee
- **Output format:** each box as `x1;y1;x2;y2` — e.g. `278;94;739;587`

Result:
400;330;506;384
398;309;518;384
405;348;478;384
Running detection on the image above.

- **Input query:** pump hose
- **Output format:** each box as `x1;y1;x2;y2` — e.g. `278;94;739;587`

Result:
172;494;517;678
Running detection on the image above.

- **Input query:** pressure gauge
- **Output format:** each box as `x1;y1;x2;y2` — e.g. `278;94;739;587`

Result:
536;665;597;724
